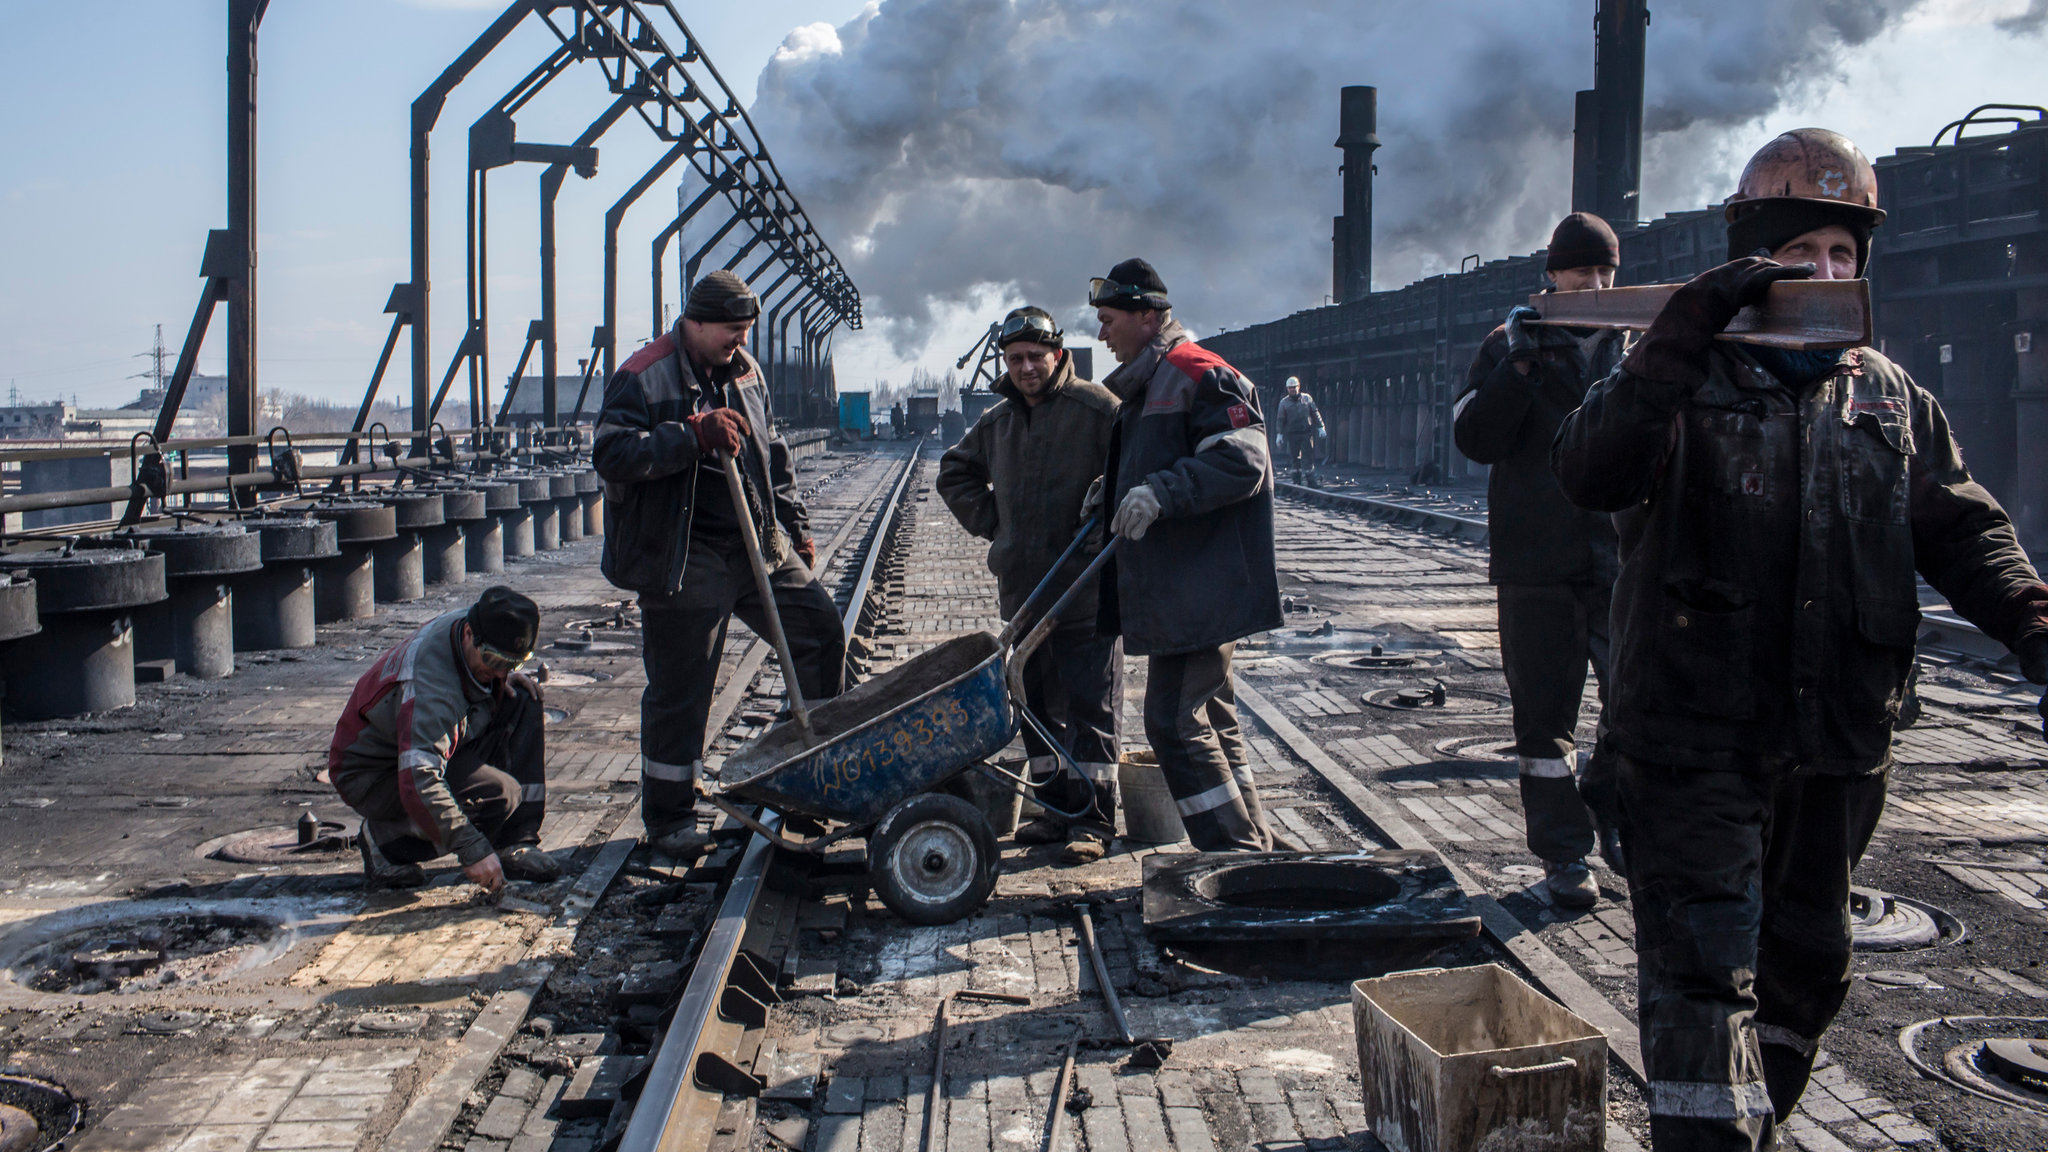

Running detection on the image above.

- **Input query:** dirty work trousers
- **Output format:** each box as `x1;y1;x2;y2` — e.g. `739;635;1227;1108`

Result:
1278;435;1316;483
1617;756;1888;1152
1496;580;1616;863
1143;642;1274;852
333;686;547;863
636;533;846;837
1020;620;1123;832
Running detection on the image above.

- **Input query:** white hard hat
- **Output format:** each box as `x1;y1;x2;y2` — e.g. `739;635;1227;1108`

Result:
1284;376;1301;389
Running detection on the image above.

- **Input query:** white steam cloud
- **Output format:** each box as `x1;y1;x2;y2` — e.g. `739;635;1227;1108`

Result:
752;0;1922;357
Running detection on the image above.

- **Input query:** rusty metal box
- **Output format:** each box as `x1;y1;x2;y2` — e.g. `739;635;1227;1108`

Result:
1352;963;1607;1152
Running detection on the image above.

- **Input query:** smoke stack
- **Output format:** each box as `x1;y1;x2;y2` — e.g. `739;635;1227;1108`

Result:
1571;0;1647;228
1333;85;1380;303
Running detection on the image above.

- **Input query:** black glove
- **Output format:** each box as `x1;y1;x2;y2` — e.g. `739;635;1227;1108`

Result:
1503;305;1541;364
1620;257;1815;394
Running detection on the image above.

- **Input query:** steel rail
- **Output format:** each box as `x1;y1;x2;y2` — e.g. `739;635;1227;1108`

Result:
1276;480;1489;540
619;445;925;1152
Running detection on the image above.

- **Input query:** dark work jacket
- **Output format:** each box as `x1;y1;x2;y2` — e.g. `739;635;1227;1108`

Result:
1553;344;2048;774
1097;321;1283;657
934;353;1118;623
593;334;806;596
1454;321;1626;585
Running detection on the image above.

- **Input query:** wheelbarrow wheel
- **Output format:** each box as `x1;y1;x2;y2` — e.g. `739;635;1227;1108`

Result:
868;793;999;925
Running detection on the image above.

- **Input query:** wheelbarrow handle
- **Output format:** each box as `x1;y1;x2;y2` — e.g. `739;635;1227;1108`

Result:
996;517;1101;648
1004;538;1118;704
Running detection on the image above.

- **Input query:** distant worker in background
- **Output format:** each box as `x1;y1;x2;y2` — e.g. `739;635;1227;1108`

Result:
594;270;847;859
937;306;1124;863
1555;129;2048;1151
1088;258;1284;852
330;586;558;893
1452;211;1630;910
1273;377;1326;485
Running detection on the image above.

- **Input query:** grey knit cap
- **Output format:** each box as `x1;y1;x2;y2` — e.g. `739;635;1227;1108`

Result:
683;270;761;322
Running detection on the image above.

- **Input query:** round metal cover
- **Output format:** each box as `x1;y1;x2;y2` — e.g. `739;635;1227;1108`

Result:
354;1010;428;1035
0;1073;79;1152
245;517;341;561
1362;685;1509;715
1864;970;1929;986
539;669;612;686
13;910;292;995
136;1009;206;1034
117;523;262;577
3;547;166;614
210;820;353;865
306;502;398;543
1431;735;1519;764
824;1023;886;1046
1311;646;1444;672
383;492;446;529
0;575;40;643
1851;888;1964;951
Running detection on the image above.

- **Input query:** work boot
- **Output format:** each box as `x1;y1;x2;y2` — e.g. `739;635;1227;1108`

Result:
358;829;426;891
1058;826;1111;866
649;825;715;859
501;845;563;883
1544;859;1599;909
1013;816;1066;845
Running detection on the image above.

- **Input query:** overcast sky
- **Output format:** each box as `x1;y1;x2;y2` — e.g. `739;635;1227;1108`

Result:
0;0;2041;411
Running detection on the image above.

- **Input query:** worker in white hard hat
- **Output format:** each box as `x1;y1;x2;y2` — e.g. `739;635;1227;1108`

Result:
1272;377;1325;485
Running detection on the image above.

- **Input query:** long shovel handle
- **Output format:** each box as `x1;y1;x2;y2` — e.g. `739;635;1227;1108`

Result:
719;448;813;741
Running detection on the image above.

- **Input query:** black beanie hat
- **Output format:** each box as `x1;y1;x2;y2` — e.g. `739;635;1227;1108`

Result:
1726;200;1874;275
1545;212;1621;272
468;585;540;656
1090;258;1171;312
683;269;761;322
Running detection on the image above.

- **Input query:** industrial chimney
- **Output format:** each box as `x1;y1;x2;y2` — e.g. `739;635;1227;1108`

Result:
1570;0;1647;229
1333;85;1380;304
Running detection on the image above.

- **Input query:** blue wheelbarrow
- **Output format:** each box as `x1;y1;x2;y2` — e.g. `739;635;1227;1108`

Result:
705;522;1116;924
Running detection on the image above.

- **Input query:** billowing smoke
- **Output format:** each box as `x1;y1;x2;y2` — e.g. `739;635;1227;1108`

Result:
752;0;1920;357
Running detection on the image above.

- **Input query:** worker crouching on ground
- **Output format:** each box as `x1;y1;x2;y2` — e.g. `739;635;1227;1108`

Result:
594;270;847;859
330;586;558;893
1554;129;2048;1151
1273;377;1325;485
1453;211;1630;910
1090;258;1283;853
937;306;1123;864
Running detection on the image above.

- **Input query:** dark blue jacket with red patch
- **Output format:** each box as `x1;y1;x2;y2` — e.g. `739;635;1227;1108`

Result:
1098;321;1282;656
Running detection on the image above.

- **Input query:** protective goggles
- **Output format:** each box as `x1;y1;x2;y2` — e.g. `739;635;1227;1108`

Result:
475;639;532;674
688;294;761;322
1088;277;1163;308
996;312;1063;349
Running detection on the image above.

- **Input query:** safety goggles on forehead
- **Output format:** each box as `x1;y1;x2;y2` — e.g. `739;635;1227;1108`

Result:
701;295;761;321
997;312;1063;348
1088;277;1152;307
476;639;531;674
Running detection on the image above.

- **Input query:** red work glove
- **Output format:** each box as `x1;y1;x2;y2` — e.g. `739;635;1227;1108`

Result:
1621;257;1815;395
686;408;752;457
795;537;817;569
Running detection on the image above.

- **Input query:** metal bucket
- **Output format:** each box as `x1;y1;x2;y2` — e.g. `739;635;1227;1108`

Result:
1118;751;1186;844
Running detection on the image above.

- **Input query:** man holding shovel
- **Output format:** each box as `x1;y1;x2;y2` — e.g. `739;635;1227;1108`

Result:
1090;258;1283;853
938;306;1123;864
595;270;847;859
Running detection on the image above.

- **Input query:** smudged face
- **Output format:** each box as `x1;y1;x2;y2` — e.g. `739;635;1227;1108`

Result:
1096;307;1162;364
1770;225;1859;281
1003;343;1059;402
1547;266;1616;292
683;318;755;367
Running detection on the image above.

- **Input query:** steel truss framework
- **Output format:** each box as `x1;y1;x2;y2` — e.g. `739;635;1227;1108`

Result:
147;0;861;481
